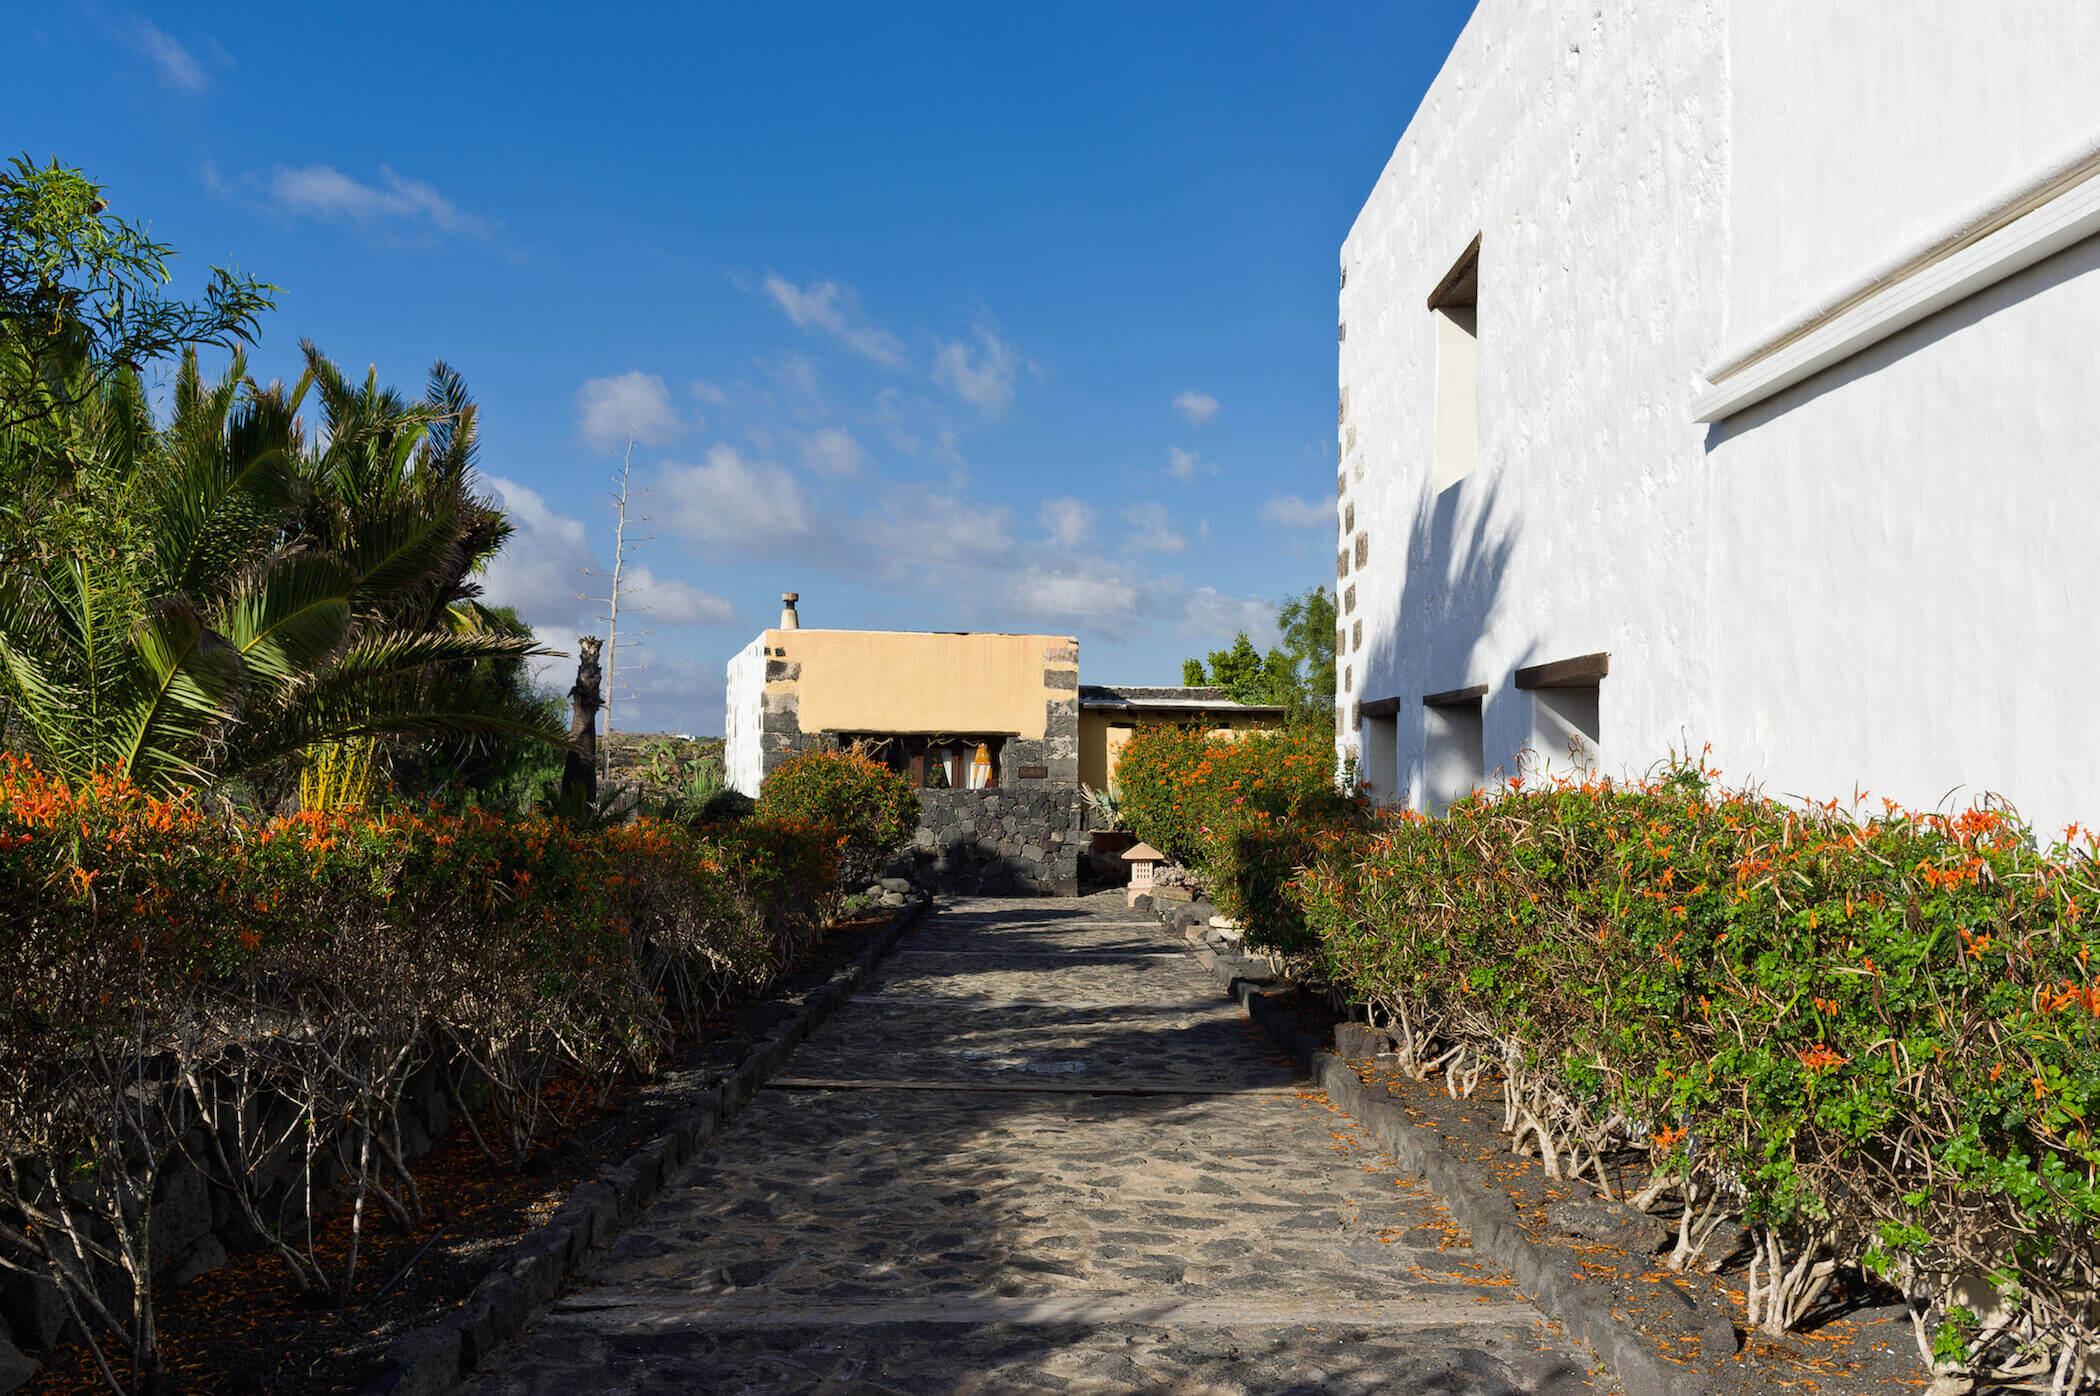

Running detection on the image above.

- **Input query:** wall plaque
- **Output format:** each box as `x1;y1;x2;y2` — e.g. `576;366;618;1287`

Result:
1016;764;1049;780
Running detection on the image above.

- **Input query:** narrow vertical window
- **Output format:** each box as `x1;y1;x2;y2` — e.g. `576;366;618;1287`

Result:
1428;235;1479;494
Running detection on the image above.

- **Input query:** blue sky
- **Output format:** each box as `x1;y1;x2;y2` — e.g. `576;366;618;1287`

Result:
12;2;1475;734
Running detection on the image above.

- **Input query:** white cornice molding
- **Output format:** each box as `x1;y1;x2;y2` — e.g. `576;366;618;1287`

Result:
1695;147;2100;423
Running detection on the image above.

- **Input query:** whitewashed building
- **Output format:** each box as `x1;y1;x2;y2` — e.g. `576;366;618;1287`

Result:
1338;2;2100;833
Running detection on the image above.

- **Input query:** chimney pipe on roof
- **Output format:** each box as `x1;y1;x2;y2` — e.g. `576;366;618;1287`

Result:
779;592;800;630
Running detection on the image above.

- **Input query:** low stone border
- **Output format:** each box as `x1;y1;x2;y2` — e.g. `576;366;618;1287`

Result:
360;900;928;1396
1141;897;1718;1396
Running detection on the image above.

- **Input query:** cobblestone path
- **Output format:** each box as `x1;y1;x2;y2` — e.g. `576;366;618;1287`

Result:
470;896;1598;1394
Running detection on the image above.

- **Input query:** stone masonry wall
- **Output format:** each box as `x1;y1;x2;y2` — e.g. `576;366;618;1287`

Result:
905;788;1083;897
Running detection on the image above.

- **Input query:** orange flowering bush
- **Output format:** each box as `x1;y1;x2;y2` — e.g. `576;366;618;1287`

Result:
1289;759;2100;1388
1114;725;1362;948
755;747;920;888
0;755;848;1383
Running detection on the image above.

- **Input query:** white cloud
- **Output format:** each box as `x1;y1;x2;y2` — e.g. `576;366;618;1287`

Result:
478;477;735;731
1260;494;1332;529
854;486;1015;573
477;474;596;635
1122;501;1188;556
798;426;866;478
268;164;487;237
1041;496;1094;549
761;274;906;367
119;16;210;93
615;654;728;736
624;566;734;625
1173;390;1219;425
1006;567;1142;628
867;387;974;469
1166;446;1217;483
659;445;812;548
576;371;684;453
932;327;1020;418
1183;587;1280;648
690;379;730;406
1001;561;1272;646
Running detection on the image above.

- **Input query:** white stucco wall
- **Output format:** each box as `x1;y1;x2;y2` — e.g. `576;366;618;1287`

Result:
1707;235;2100;829
1339;0;1731;805
1343;0;2100;835
1725;6;2100;349
723;636;766;797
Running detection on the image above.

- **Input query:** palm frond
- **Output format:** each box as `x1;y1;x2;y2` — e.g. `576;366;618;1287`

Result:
105;595;248;791
339;502;468;610
215;554;357;683
0;567;82;775
146;362;304;599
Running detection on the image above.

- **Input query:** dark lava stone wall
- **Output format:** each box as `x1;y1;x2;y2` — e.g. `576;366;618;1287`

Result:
906;788;1083;896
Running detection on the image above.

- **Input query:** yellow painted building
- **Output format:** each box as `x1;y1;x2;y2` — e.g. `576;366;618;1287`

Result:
724;597;1286;797
1076;686;1287;792
725;597;1080;794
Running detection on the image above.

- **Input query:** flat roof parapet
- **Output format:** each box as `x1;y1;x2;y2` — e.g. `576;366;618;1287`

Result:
1078;685;1287;716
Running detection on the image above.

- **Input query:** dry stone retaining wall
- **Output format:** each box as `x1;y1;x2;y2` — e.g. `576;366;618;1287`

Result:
905;789;1082;896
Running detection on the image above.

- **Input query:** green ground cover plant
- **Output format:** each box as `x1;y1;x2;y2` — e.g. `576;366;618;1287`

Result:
1117;738;2100;1389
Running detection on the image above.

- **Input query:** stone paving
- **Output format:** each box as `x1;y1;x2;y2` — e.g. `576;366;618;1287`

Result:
469;895;1600;1395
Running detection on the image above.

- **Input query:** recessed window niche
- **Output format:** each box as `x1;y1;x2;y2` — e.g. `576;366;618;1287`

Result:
1428;235;1480;494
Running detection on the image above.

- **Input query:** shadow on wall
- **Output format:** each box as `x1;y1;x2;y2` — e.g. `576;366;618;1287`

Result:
1356;463;1531;802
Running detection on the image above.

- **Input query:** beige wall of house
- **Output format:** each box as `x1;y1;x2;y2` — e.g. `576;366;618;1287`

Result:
1077;710;1279;792
764;629;1076;738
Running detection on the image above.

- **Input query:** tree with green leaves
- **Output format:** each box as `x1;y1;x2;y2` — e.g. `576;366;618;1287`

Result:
1;154;274;567
388;604;568;812
1181;586;1337;727
1275;585;1337;716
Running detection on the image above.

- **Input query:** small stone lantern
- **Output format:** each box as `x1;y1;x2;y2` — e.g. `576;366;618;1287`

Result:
1122;841;1165;908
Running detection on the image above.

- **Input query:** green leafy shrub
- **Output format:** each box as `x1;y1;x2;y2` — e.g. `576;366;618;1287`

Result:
755;747;920;886
1286;760;2100;1384
1113;724;1362;950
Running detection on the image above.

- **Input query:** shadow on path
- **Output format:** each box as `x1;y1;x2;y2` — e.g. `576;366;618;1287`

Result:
468;895;1596;1395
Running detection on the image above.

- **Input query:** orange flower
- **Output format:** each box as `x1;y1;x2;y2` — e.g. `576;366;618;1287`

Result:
1798;1043;1847;1072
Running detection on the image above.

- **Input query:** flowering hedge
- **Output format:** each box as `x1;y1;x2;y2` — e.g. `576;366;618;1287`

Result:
0;753;869;1385
755;746;921;888
1274;762;2100;1391
1113;724;1361;948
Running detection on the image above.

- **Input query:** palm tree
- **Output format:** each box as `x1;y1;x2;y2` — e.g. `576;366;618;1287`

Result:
0;349;562;798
